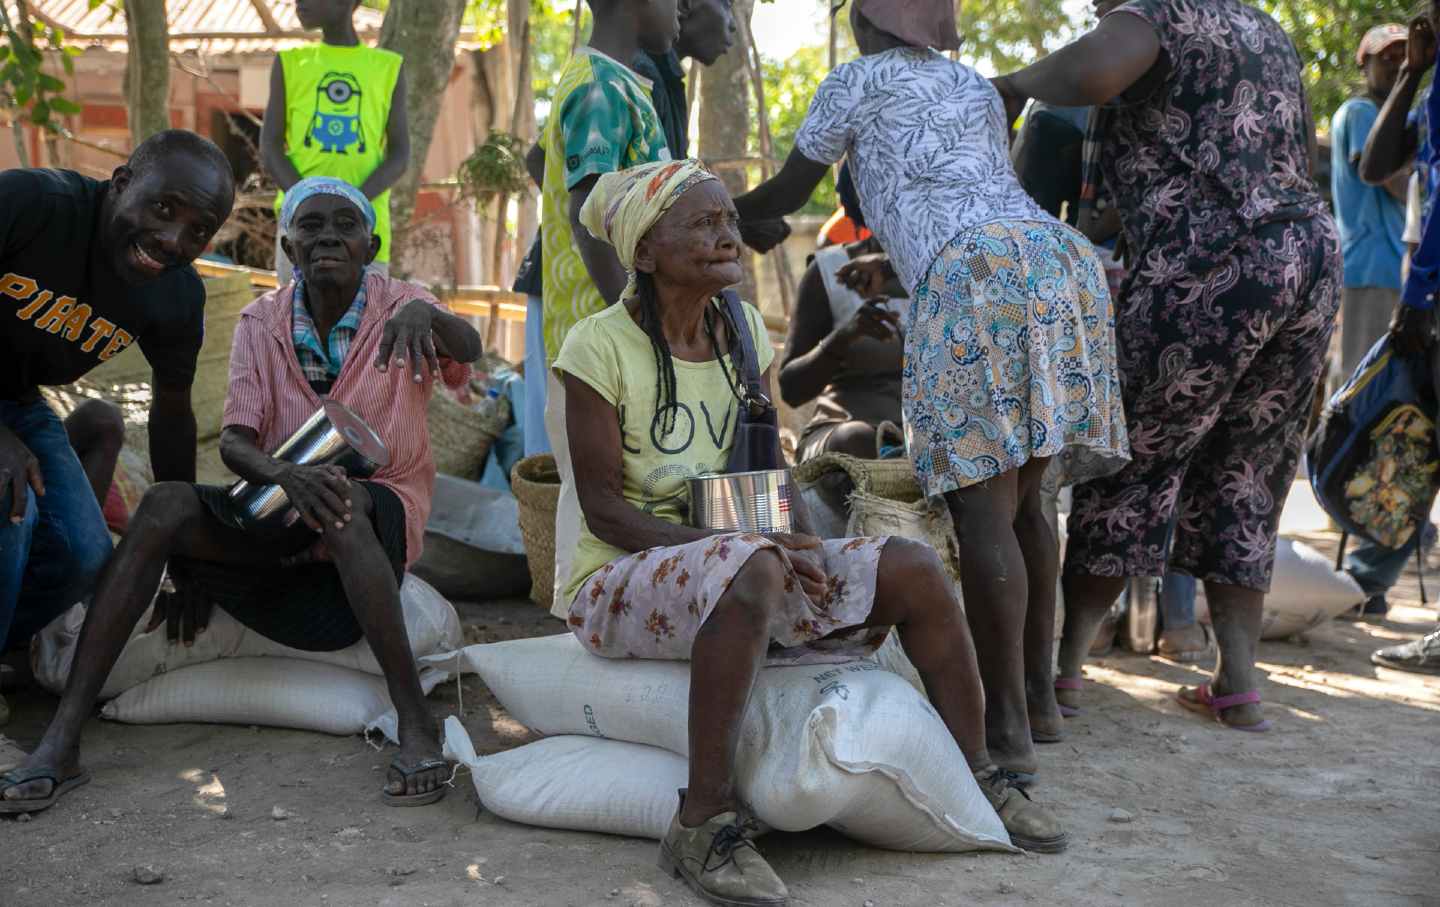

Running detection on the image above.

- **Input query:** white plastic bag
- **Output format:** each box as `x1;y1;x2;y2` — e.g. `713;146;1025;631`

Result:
100;657;447;742
444;634;1013;853
443;719;686;840
32;574;461;701
1260;538;1366;639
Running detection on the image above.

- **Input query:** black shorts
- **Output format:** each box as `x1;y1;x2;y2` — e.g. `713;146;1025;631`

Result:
170;481;408;652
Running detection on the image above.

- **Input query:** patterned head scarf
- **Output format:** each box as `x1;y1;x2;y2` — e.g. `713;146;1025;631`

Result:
853;0;961;52
579;159;720;302
280;176;376;236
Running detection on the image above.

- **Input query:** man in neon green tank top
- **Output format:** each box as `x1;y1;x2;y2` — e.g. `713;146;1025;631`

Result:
261;0;409;284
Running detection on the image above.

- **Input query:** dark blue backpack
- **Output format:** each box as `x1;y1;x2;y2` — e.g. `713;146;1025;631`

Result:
1307;335;1439;556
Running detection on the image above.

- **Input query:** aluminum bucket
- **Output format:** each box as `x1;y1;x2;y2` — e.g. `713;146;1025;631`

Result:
685;469;794;534
227;399;390;529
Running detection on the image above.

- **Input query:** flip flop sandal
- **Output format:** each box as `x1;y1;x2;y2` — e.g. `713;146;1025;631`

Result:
0;765;91;815
1054;676;1083;717
381;757;450;807
1175;684;1273;733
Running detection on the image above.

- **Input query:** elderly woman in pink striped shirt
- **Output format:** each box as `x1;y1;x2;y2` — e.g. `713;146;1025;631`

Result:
0;178;481;816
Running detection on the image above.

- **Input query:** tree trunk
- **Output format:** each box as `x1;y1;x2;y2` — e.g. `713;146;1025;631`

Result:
8;0;32;167
510;0;537;263
123;0;170;147
379;0;467;278
698;0;756;301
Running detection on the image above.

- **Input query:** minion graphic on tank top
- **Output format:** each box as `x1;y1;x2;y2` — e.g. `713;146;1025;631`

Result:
307;72;365;155
276;44;401;262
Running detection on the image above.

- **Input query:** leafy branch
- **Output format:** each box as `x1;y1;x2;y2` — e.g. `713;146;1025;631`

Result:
0;0;88;131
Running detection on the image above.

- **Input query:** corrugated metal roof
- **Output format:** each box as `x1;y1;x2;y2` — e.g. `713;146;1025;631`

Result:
11;1;482;55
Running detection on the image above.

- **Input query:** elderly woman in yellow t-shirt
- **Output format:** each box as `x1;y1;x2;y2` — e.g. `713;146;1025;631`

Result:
551;160;1067;905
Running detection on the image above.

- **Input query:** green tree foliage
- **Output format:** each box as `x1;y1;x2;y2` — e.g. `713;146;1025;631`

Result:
1258;0;1420;126
363;0;508;46
530;0;588;116
0;1;91;133
959;0;1080;73
764;45;838;216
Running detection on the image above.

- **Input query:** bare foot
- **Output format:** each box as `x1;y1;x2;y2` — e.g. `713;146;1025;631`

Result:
986;724;1038;777
1157;624;1213;663
1026;676;1064;741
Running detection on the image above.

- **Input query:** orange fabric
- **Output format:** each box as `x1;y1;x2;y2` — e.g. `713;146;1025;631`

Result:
818;208;872;246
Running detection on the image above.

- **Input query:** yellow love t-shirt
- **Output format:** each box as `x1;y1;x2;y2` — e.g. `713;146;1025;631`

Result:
552;299;774;603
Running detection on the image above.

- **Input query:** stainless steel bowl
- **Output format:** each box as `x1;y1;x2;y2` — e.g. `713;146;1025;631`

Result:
227;399;391;529
686;469;795;534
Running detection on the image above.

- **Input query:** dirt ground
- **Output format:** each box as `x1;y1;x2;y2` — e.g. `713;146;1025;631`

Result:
2;532;1437;907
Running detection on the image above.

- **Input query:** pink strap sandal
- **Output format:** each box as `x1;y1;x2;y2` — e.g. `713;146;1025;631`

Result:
1176;683;1272;733
1054;676;1082;717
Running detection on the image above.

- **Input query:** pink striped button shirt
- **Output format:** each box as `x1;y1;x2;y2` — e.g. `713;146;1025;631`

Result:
223;271;471;565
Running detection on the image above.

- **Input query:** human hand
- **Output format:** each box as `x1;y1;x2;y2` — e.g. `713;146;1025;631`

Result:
144;564;212;646
376;299;440;383
836;253;892;298
1405;15;1437;74
831;297;901;351
278;464;352;532
768;532;827;607
740;217;792;254
1390;304;1434;356
0;426;42;525
990;74;1028;128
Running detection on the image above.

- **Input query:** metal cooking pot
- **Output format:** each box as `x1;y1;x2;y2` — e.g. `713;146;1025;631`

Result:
685;468;794;534
227;399;390;529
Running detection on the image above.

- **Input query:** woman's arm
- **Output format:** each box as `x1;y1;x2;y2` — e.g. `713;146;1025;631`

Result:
778;266;842;408
565;373;716;553
995;13;1161;110
220;425;353;532
733;149;832;223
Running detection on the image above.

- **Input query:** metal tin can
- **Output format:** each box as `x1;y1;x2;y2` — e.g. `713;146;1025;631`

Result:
227;399;390;529
685;469;795;534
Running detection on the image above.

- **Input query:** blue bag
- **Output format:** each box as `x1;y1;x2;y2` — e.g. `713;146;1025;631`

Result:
1307;335;1440;549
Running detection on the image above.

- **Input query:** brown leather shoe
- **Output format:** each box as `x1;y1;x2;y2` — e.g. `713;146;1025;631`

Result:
659;792;788;907
975;766;1069;853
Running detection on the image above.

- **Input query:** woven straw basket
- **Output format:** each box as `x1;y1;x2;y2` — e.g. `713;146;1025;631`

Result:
792;454;961;583
427;390;510;479
511;454;561;609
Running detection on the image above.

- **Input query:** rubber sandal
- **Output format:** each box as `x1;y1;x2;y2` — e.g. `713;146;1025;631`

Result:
1054;676;1082;717
0;765;91;815
381;756;450;807
1175;684;1272;733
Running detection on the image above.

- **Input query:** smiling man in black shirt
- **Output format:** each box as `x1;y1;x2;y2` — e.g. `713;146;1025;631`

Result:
0;130;235;692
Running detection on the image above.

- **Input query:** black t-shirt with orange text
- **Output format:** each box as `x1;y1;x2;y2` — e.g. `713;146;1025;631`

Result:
0;168;204;401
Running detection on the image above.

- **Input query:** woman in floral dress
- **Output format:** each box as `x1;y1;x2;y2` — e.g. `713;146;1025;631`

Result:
735;0;1128;785
994;0;1341;732
554;160;1066;905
